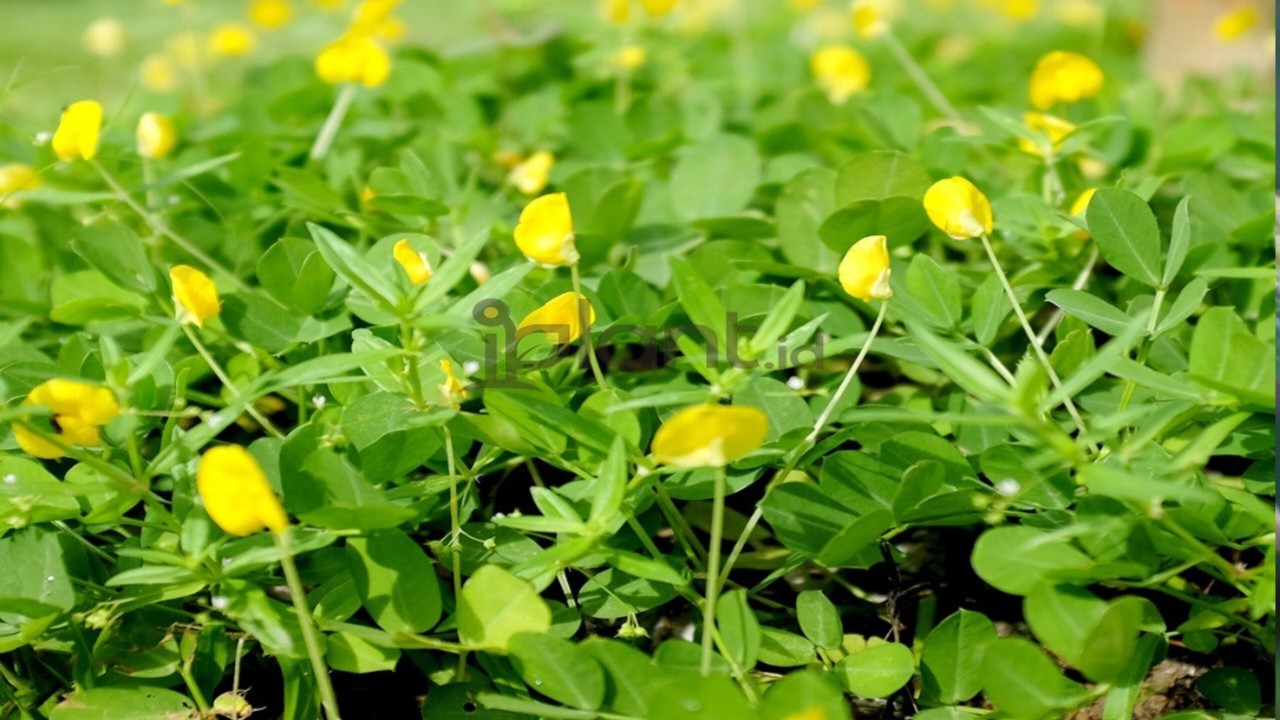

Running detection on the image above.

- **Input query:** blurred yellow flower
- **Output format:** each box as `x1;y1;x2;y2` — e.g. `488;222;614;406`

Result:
789;0;825;10
141;54;180;92
518;292;595;345
376;15;407;42
1056;0;1102;27
509;151;555;196
209;23;256;57
1070;187;1096;217
1029;50;1103;110
167;31;204;68
851;0;891;39
137;112;178;159
439;359;467;409
1000;0;1037;21
604;0;632;23
838;235;892;302
514;193;579;267
249;0;294;29
0;163;40;208
351;0;403;33
83;18;126;58
197;445;289;536
1213;7;1258;42
315;0;344;10
14;380;120;460
171;265;222;327
470;261;492;286
162;0;184;5
393;238;433;285
316;34;392;87
52;101;103;162
1018;112;1075;156
640;0;680;17
651;405;769;468
613;45;648;70
924;177;993;240
811;45;871;105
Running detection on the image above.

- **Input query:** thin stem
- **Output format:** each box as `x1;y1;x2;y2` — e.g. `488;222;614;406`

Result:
882;32;963;123
91;161;247;291
1037;245;1100;345
1116;288;1166;416
569;263;609;390
443;424;467;682
701;464;727;677
182;326;283;439
274;531;343;720
178;662;210;713
979;234;1093;447
310;83;358;162
806;301;888;444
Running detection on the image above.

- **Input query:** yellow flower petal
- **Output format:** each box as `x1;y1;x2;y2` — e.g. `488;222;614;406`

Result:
316;34;391;87
141;54;180;92
250;0;294;29
640;0;680;17
810;46;871;105
208;24;256;57
439;359;468;409
1029;50;1103;110
1017;112;1076;156
1214;8;1258;42
16;379;120;460
923;177;993;240
0;163;40;208
838;235;893;302
1070;187;1096;217
517;292;595;345
850;0;891;39
514;193;579;267
612;45;647;71
509;151;555;196
137;112;178;160
197;445;288;536
651;405;769;468
83;18;126;58
604;0;632;23
52;101;103;162
171;265;222;327
393;238;433;285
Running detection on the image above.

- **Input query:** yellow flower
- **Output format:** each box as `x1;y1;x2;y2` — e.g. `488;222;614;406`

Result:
838;235;892;302
509;151;555;196
788;0;825;11
1056;0;1102;27
351;0;403;33
517;292;595;345
208;24;256;57
136;112;178;159
439;359;467;409
0;163;40;209
1029;50;1103;110
604;0;632;23
52;101;103;162
1070;188;1096;217
14;380;120;460
314;0;344;10
141;54;180;92
1000;0;1037;21
376;15;407;42
810;46;871;105
612;45;648;71
514;193;579;267
850;0;890;39
1017;112;1075;156
393;238;433;285
1213;8;1258;42
163;0;183;5
640;0;680;17
651;405;768;468
780;707;828;720
197;445;289;536
171;265;222;327
249;0;294;29
316;34;391;87
924;177;993;240
83;18;126;58
470;261;492;286
167;32;204;69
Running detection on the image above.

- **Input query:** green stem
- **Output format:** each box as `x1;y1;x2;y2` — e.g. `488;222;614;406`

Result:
701;464;727;677
310;83;358;162
1116;288;1166;416
882;31;963;123
91;161;247;291
979;234;1093;448
1037;245;1099;345
443;424;467;682
569;264;609;390
179;661;210;713
274;531;343;720
182;325;283;439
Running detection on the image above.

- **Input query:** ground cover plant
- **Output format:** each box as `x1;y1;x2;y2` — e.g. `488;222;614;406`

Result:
0;0;1274;718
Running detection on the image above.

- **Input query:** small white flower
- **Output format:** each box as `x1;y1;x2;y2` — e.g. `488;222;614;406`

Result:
45;575;55;582
2;474;16;485
995;479;1020;497
492;512;506;520
785;376;805;391
34;131;52;144
211;595;230;610
463;360;480;375
312;395;327;408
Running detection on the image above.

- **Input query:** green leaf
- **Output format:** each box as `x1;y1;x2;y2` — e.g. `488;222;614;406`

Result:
776;168;840;273
759;669;851;720
971;526;1093;596
48;687;196;720
325;633;400;674
796;590;842;650
835;642;915;698
671;134;761;222
1045;289;1135;337
970;273;1011;346
220;293;300;354
1196;667;1262;715
835;151;931;203
669;256;727;355
1163;195;1193;286
908;322;1011;402
717;589;761;670
1188;307;1275;408
757;627;817;667
0;527;75;617
1153;277;1208;338
644;674;754;720
508;632;606;711
307;223;402;315
920;609;997;704
70;221;156;294
906;255;962;329
818;197;930;254
747;280;806;357
346;529;443;634
1085;188;1162;287
981;638;1089;719
258;238;335;316
457;565;552;652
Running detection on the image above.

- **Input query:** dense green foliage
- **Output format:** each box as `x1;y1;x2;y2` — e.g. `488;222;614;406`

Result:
0;1;1274;719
